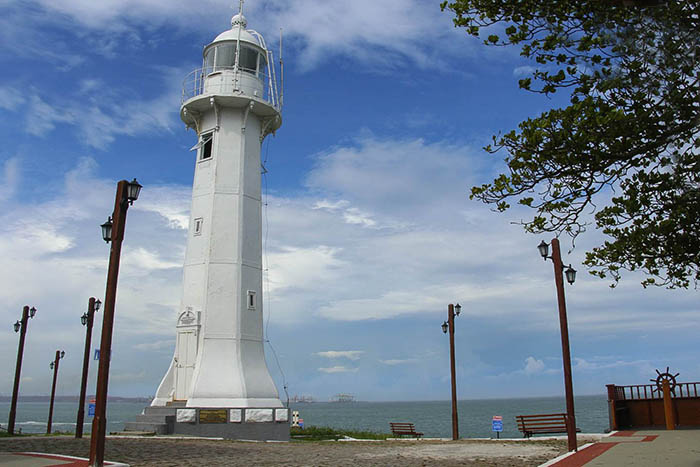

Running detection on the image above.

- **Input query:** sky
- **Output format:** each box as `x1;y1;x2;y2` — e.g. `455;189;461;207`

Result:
0;0;698;404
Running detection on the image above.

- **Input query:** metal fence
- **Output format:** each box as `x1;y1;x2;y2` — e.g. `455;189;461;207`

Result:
611;382;700;400
181;66;279;109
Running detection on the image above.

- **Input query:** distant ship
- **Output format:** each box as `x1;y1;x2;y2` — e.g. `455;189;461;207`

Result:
332;393;356;403
290;395;315;403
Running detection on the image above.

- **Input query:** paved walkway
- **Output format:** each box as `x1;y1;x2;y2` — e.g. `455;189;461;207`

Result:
0;452;127;466
543;430;700;466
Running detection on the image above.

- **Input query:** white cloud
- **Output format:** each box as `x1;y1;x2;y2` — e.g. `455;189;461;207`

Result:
13;1;471;72
133;340;175;351
523;356;545;375
0;86;25;110
380;358;420;366
0;157;21;203
316;350;364;361
513;65;536;77
7;67;183;149
318;366;358;374
26;94;76;136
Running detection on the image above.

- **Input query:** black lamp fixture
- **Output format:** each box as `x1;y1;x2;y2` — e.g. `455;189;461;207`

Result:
454;303;461;316
126;178;142;205
13;320;20;333
95;299;102;311
60;350;65;359
29;307;37;318
101;217;113;243
50;361;54;370
441;321;448;334
81;313;88;326
565;265;577;285
538;240;549;259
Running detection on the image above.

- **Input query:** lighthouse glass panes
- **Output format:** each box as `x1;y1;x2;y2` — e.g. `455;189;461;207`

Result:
204;43;266;76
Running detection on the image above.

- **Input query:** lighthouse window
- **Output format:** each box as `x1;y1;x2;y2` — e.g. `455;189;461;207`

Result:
247;290;256;310
193;217;203;236
215;44;236;70
239;46;259;73
204;47;215;70
199;132;213;160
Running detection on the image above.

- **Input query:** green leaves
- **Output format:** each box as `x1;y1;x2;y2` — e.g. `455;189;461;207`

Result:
443;0;700;288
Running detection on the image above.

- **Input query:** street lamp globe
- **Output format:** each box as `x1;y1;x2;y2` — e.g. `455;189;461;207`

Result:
13;320;20;333
537;240;549;260
441;321;448;334
29;307;36;318
95;299;102;311
454;303;461;316
565;265;577;285
126;178;143;205
101;217;113;243
81;313;88;326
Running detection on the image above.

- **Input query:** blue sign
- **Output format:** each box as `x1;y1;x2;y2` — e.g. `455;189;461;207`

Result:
492;416;503;432
94;349;100;360
88;403;95;416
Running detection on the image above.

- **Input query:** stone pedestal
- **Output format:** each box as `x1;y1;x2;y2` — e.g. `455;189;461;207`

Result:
124;406;290;441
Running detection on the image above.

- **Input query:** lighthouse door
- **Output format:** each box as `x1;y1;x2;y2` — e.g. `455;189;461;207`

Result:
174;330;196;400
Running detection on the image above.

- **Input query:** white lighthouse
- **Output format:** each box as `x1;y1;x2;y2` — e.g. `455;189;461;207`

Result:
151;10;283;412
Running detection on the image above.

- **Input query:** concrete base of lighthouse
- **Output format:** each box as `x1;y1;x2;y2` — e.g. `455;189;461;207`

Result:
123;404;290;441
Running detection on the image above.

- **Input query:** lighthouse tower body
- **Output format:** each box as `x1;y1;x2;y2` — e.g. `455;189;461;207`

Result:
152;13;282;410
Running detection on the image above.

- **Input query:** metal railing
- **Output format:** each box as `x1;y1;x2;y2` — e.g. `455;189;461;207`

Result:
181;66;279;109
611;382;700;400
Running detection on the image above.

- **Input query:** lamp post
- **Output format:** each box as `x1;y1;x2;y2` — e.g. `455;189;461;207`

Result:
76;297;101;438
47;350;65;434
441;303;461;440
538;238;578;452
89;178;141;467
8;305;37;435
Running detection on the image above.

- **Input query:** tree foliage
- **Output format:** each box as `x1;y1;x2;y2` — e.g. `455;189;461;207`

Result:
441;0;700;288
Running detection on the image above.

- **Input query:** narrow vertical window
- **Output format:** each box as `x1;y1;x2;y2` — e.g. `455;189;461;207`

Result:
200;132;213;160
247;290;256;310
193;217;203;236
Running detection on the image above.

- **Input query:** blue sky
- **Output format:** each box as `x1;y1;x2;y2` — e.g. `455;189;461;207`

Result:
0;0;698;403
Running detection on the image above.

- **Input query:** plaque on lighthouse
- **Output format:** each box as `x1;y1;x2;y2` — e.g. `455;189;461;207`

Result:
123;7;289;441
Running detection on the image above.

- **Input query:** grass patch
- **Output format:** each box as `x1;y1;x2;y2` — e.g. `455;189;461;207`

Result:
291;426;390;441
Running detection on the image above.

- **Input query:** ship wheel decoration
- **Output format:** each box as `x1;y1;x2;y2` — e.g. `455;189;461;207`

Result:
650;367;680;394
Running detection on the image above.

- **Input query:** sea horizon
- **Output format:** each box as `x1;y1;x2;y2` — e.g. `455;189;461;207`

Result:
1;395;609;438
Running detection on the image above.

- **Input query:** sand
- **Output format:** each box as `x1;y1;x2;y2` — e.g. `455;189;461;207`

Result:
0;435;598;466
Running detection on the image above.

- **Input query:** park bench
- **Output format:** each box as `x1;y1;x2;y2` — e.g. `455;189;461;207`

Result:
516;413;581;438
389;422;424;438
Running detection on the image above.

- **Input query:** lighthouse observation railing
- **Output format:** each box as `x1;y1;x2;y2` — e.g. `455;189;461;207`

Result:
182;66;279;110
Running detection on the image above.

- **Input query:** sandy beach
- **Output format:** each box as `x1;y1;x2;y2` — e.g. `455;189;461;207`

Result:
0;435;601;466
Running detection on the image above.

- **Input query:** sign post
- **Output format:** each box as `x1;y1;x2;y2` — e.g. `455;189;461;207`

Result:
492;416;503;439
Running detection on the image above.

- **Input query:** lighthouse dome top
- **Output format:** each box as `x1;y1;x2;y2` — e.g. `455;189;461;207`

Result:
210;13;263;49
231;13;247;28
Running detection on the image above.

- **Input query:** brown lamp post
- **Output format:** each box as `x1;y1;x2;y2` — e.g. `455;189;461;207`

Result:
538;238;578;452
89;178;141;467
441;303;461;441
8;305;37;435
76;297;101;438
47;350;66;434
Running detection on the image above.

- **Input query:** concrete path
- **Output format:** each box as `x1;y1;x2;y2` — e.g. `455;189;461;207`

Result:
543;430;700;466
0;452;128;466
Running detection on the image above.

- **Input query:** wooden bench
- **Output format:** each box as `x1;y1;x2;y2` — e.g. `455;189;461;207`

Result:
390;422;424;438
516;413;581;438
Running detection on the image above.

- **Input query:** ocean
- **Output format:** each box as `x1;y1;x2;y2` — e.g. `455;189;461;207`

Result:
0;395;608;438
